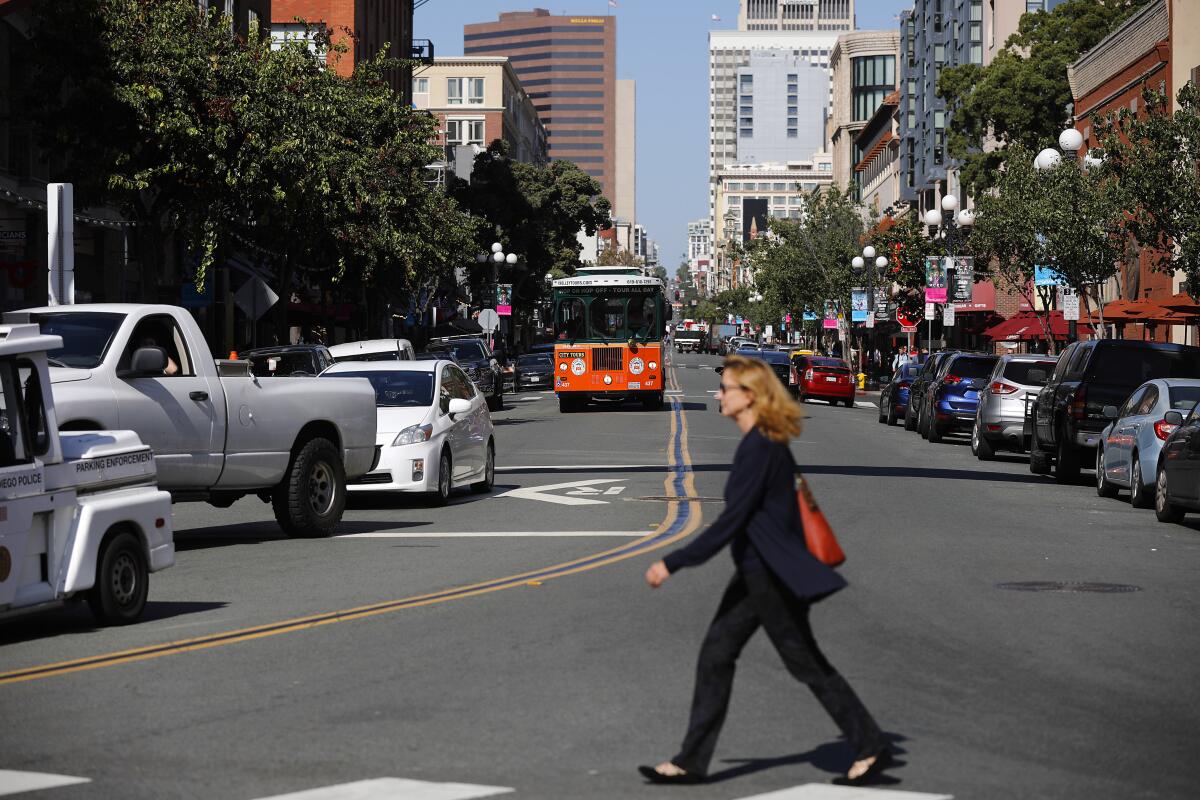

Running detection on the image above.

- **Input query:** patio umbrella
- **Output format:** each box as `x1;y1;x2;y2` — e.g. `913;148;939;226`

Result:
1157;292;1200;315
1101;298;1167;321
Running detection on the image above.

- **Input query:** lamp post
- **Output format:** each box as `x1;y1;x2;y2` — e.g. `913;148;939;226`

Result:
923;194;974;351
722;210;738;292
476;241;520;351
1034;127;1092;343
853;245;889;379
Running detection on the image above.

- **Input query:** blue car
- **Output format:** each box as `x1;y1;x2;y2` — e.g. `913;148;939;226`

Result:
925;353;998;442
1096;378;1200;507
734;347;799;397
877;362;922;426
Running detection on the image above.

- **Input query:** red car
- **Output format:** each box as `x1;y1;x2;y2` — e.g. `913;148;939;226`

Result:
793;356;856;407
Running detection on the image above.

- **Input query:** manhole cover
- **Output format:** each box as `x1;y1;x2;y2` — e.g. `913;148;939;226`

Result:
996;581;1142;594
637;496;726;502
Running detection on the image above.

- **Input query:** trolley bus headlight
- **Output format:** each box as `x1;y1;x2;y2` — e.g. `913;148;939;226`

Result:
648;361;657;371
559;363;567;371
603;374;613;385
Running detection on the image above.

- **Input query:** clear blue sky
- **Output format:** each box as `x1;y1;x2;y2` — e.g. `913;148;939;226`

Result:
415;0;912;267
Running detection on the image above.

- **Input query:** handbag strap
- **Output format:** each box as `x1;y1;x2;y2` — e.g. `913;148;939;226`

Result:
796;474;821;513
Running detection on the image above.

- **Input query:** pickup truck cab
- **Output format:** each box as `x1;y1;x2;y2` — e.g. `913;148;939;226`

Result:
0;324;173;625
7;304;378;537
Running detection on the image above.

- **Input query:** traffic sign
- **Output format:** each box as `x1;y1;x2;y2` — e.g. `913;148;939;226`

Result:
478;308;500;332
233;276;279;321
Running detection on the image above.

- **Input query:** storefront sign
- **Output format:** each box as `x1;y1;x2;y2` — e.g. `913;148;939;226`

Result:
0;219;25;257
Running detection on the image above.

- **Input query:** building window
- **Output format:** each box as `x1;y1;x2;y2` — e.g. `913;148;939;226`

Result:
447;78;463;104
1026;0;1044;11
468;78;484;104
740;128;753;138
852;55;895;122
413;77;429;94
739;74;753;92
447;119;484;146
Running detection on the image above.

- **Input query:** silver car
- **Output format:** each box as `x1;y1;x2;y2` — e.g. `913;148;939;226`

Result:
971;353;1059;459
1096;378;1200;507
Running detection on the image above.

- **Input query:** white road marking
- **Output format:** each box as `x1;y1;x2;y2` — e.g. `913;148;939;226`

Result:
496;464;664;471
856;401;878;408
248;778;512;800
734;784;952;800
0;771;91;796
338;530;646;538
496;478;628;506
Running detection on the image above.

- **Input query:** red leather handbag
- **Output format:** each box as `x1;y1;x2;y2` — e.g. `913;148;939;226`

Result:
796;476;846;567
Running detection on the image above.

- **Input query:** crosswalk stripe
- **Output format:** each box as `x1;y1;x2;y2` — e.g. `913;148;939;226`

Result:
248;777;512;800
733;783;952;799
0;771;90;797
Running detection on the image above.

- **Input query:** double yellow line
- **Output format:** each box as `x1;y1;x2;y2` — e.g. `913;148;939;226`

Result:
0;365;702;687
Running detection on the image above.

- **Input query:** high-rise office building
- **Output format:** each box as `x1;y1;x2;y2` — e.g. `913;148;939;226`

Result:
615;79;637;224
463;10;618;205
739;0;854;32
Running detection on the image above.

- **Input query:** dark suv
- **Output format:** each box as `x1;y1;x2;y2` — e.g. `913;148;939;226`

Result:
1030;339;1200;483
904;351;954;433
426;336;504;411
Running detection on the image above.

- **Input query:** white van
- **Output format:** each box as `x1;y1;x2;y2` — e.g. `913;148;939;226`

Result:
328;338;416;363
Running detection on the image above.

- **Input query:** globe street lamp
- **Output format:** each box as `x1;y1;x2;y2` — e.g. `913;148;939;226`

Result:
852;245;889;380
924;195;974;351
1033;127;1094;341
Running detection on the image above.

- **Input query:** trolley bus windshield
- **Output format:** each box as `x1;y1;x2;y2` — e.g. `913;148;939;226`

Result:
554;286;664;342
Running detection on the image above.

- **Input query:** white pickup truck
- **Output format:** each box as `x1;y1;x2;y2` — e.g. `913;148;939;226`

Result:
0;323;173;625
6;304;378;538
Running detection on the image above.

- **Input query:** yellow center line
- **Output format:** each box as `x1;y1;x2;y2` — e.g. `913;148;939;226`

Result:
0;361;703;687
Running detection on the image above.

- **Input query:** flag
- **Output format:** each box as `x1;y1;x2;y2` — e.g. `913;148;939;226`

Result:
711;13;722;21
608;0;618;6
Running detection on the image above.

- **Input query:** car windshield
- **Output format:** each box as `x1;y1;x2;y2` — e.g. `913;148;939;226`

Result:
246;352;318;377
324;371;434;407
1167;385;1200;412
430;341;487;362
1003;360;1057;386
518;354;551;367
31;312;125;369
1087;347;1200;385
949;357;997;378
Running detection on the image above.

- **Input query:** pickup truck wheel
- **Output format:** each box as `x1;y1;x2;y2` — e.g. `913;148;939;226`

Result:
273;437;345;538
472;442;495;493
1029;427;1052;475
86;531;148;625
1055;436;1081;484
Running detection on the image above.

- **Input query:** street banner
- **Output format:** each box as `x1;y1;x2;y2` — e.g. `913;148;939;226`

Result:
1061;287;1080;321
874;288;889;320
802;310;818;321
949;257;974;303
851;288;869;322
925;256;948;303
943;304;955;327
1034;265;1065;287
823;300;837;329
497;284;513;316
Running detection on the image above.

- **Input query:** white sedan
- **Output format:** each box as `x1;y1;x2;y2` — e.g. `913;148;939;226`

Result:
321;359;495;504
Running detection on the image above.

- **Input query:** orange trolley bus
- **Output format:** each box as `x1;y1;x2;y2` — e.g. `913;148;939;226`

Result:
552;266;669;412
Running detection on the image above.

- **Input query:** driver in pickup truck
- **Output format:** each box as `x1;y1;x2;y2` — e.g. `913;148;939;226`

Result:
128;320;181;376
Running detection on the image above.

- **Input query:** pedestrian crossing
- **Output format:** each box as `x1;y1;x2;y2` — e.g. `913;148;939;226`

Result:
0;771;952;799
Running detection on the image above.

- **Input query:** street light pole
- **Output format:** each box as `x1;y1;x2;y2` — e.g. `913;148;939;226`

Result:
923;194;974;352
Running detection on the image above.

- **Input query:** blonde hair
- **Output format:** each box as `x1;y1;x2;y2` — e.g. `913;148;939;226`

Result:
722;355;803;443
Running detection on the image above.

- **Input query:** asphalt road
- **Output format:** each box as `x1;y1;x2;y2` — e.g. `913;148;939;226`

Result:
2;351;1199;799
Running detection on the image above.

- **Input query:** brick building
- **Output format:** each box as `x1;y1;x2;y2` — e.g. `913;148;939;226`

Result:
464;10;618;207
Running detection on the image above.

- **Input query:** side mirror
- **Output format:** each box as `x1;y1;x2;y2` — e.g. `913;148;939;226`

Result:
448;397;472;416
1102;405;1119;420
1163;410;1184;426
128;346;167;376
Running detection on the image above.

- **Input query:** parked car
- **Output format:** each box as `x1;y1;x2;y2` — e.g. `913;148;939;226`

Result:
922;353;998;442
322;360;494;504
1030;339;1200;483
877;361;923;425
328;338;415;362
971;354;1058;459
1095;378;1200;506
515;352;554;391
904;350;958;433
426;336;505;411
241;344;333;377
735;347;799;397
793;355;855;407
1152;402;1200;523
10;304;378;538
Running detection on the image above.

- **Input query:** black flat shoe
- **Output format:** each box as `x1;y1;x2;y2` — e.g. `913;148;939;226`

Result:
831;749;894;786
638;764;704;785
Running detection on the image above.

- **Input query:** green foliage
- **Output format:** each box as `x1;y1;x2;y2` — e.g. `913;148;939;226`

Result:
938;0;1149;195
596;246;643;267
874;215;942;317
743;188;864;321
1097;84;1200;296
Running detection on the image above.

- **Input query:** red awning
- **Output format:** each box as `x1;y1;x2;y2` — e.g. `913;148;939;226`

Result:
981;310;1093;341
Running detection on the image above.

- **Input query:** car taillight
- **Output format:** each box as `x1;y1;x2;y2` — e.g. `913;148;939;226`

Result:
805;368;813;381
989;381;1019;395
1070;385;1087;420
943;374;962;385
789;366;798;385
897;381;910;390
1154;419;1179;440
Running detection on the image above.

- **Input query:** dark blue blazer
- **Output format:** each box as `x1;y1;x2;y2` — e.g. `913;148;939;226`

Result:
662;427;846;602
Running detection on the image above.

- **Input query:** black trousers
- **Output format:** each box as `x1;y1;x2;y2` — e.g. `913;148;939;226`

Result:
672;568;885;777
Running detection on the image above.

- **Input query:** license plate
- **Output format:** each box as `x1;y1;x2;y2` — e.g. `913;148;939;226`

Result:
825;376;838;382
629;382;641;389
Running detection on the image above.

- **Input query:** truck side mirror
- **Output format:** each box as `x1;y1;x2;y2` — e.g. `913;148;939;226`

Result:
128;346;167;377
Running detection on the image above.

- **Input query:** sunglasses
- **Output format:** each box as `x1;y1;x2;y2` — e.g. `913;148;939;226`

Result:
716;383;749;394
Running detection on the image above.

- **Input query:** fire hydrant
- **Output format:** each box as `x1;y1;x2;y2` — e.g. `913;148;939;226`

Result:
857;371;866;390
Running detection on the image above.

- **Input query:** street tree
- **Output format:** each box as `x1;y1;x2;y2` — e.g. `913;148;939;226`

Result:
873;215;942;320
938;0;1150;196
596;246;644;267
1096;83;1200;297
969;143;1125;351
